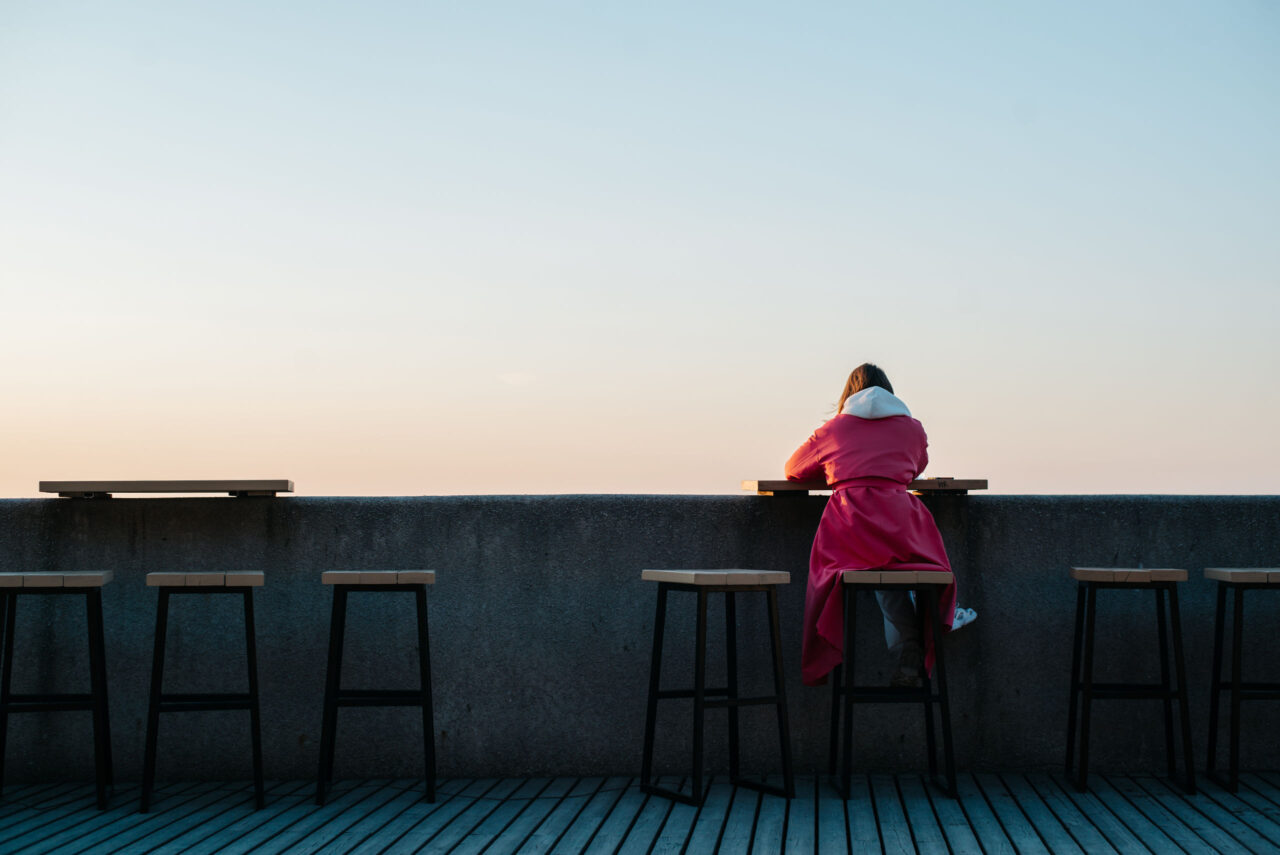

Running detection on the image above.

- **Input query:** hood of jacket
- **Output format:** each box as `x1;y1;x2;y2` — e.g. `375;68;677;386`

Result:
840;386;912;419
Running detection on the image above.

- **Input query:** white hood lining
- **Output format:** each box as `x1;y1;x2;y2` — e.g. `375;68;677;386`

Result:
840;386;911;419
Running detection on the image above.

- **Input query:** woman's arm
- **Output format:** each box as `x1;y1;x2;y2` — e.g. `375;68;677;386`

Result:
785;429;826;482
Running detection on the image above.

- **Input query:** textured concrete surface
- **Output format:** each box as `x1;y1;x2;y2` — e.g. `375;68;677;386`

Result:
0;494;1277;783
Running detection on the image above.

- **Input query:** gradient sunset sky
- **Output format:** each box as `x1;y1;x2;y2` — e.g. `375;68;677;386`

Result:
2;2;1277;497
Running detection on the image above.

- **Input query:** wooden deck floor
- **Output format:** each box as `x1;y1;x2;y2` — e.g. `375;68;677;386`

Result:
2;772;1278;854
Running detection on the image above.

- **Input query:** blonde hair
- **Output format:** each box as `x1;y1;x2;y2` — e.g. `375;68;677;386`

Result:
835;363;893;413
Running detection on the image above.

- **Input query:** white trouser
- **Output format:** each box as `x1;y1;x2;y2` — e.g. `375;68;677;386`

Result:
875;589;920;657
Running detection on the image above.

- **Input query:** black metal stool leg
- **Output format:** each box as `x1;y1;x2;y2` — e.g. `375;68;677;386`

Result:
929;588;957;798
415;585;437;803
1167;584;1196;794
316;586;348;806
724;592;740;782
1076;583;1097;791
0;594;15;798
690;589;708;805
141;589;171;813
1228;585;1244;793
827;662;841;776
640;583;668;792
840;585;856;800
86;589;111;809
766;587;794;798
1206;582;1226;780
1156;587;1176;778
243;590;265;809
919;588;938;779
1065;582;1085;777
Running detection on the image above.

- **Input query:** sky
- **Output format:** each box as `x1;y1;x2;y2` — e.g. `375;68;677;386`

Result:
2;1;1277;497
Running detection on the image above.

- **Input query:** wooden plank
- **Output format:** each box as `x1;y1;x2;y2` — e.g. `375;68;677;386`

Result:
0;783;95;831
615;777;677;854
448;778;553;855
749;777;787;854
538;776;628;854
1030;774;1148;855
581;779;651;854
1101;774;1229;854
974;772;1052;854
482;777;577;853
154;781;312;854
871;773;915;855
1071;774;1184;854
1239;773;1280;814
743;478;987;494
264;779;424;855
814;777;849;855
231;780;397;854
999;773;1087;854
844;775;880;854
189;779;379;855
518;777;608;853
23;782;220;854
407;777;525;853
679;776;734;854
714;783;760;855
1194;777;1280;847
782;775;815;854
1133;775;1270;853
954;774;1016;855
1248;772;1280;807
365;778;505;854
181;781;335;855
910;775;983;855
645;779;700;855
40;480;294;495
341;778;473;855
104;781;292;854
895;774;951;854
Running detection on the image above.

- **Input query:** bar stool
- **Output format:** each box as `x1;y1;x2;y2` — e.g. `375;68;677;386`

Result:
316;571;436;806
639;569;794;806
1205;567;1280;792
1064;567;1195;794
829;570;956;799
0;571;113;809
141;571;265;812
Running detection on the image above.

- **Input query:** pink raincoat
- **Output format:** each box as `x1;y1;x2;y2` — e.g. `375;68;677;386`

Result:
785;388;956;686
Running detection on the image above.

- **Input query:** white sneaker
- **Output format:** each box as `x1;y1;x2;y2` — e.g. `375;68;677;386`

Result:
952;606;977;631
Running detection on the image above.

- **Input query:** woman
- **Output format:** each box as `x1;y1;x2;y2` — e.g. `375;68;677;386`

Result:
785;364;971;687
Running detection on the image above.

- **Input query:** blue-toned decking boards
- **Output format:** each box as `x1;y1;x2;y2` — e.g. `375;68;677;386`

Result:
1;772;1278;853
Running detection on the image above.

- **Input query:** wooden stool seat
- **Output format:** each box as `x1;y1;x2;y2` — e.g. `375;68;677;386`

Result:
146;571;264;587
141;572;265;811
1205;568;1280;792
321;570;436;585
317;571;437;805
830;571;956;799
1070;567;1188;583
1205;567;1280;584
640;569;794;805
0;571;113;588
0;572;113;809
640;569;789;586
840;570;954;585
1065;567;1195;794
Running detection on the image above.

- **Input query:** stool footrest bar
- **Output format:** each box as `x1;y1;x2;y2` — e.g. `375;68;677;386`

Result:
336;689;426;707
2;694;96;713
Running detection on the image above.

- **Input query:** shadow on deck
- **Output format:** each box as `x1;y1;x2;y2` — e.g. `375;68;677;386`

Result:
1;772;1278;853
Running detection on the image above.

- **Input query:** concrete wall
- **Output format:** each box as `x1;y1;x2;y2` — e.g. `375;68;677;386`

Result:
0;494;1277;784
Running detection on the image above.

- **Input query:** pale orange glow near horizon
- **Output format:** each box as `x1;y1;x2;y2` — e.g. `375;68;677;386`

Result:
2;2;1277;499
